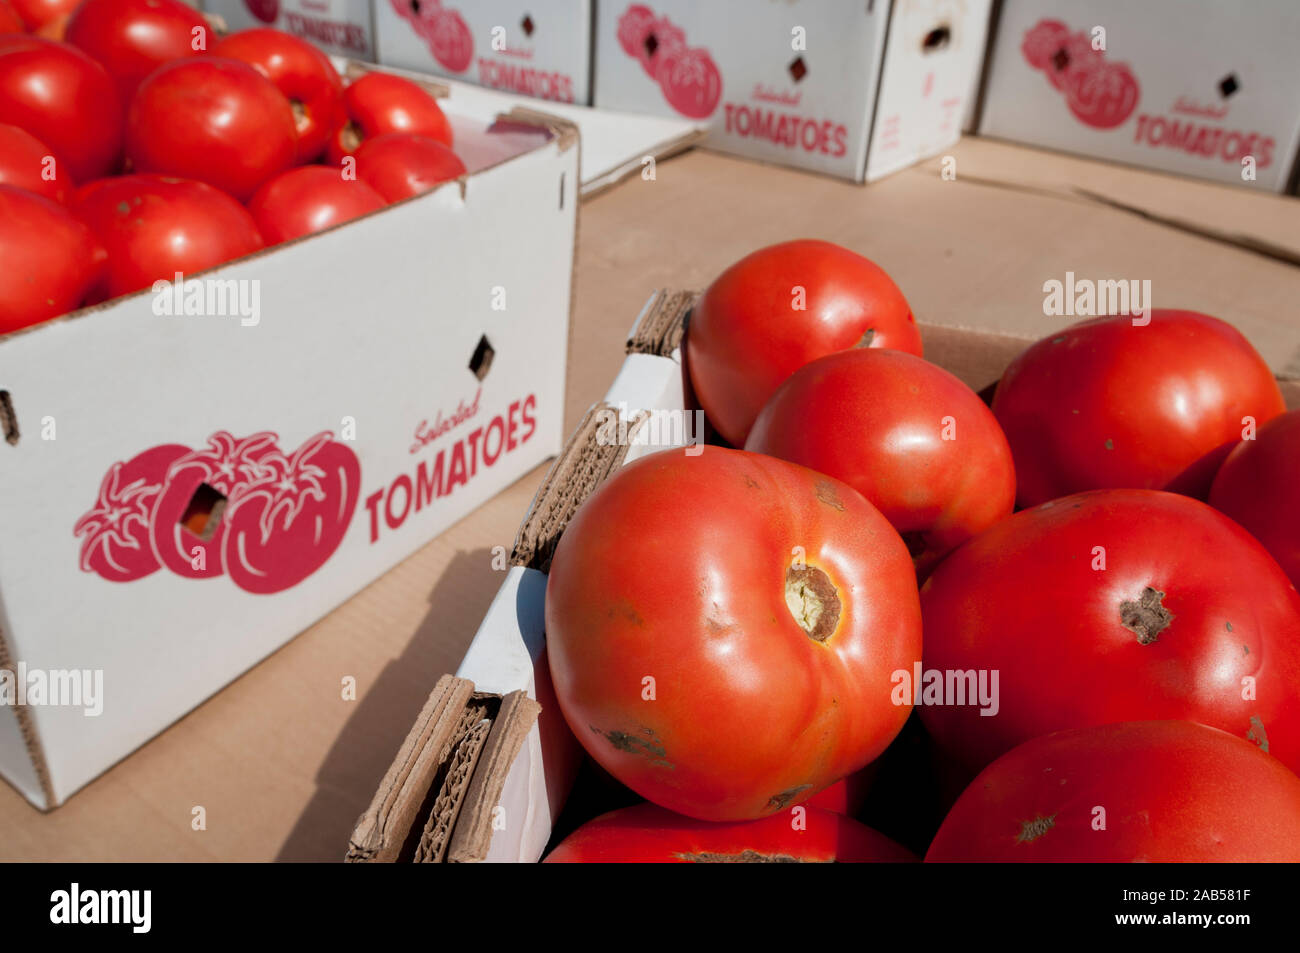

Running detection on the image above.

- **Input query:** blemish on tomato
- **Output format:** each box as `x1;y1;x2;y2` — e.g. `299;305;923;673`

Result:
1247;716;1269;753
594;725;671;764
676;850;808;863
814;479;844;511
1120;587;1174;645
1015;814;1056;843
767;784;811;810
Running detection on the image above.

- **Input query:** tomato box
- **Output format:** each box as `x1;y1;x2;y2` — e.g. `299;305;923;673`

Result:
376;0;594;105
201;0;377;61
348;288;1300;862
977;0;1300;192
0;62;579;811
591;0;994;182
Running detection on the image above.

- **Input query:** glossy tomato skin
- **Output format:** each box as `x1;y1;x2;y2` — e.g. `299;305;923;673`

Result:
66;0;210;102
746;349;1014;576
0;35;123;182
72;175;263;300
544;802;915;863
0;185;106;333
212;28;345;163
325;71;453;165
248;166;386;244
0;1;22;32
10;0;77;29
0;123;70;203
687;240;920;446
992;310;1285;507
1210;409;1300;588
126;57;297;202
546;446;922;822
353;132;466;203
927;721;1300;862
920;488;1300;775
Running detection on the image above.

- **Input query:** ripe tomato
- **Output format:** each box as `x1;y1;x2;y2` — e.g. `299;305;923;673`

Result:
32;12;68;39
545;446;922;822
0;35;123;182
212;28;346;163
927;721;1300;862
686;240;921;446
992;310;1285;506
919;488;1300;775
248;166;386;244
125;57;297;202
544;802;915;863
1210;409;1300;588
0;123;71;203
9;0;77;30
0;185;105;334
746;349;1015;576
72;175;263;300
66;0;210;101
0;1;21;33
353;132;466;203
325;71;453;165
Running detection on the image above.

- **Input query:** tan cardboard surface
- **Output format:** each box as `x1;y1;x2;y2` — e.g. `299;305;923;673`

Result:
4;138;1300;860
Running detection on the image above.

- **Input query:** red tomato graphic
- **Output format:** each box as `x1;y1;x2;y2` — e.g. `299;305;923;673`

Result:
616;4;656;59
74;444;191;582
150;431;281;579
1043;31;1101;91
222;432;361;594
1020;19;1069;70
658;46;721;119
640;16;685;81
418;6;472;73
244;0;279;24
1065;60;1139;129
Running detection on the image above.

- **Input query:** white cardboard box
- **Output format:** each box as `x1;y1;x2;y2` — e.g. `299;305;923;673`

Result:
377;0;594;105
203;0;377;60
978;0;1300;192
592;0;993;182
0;64;578;810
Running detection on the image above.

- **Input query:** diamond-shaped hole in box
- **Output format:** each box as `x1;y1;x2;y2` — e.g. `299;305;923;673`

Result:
469;335;495;381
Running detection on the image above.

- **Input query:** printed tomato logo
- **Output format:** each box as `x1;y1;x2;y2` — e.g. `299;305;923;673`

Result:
658;47;722;119
74;444;192;583
222;432;361;594
617;5;656;60
74;428;361;594
1021;18;1139;130
394;0;474;73
244;0;280;24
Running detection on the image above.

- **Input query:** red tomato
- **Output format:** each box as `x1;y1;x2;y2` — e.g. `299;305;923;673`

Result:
212;28;346;163
544;802;915;863
9;0;78;29
686;240;921;446
72;175;263;300
919;488;1300;775
222;431;361;594
248;166;386;244
0;35;123;182
0;185;105;334
353;132;466;203
545;446;922;822
0;1;22;33
803;767;874;816
1210;409;1300;588
746;349;1015;576
927;721;1300;862
32;11;68;39
992;310;1285;507
66;0;210;102
0;123;71;203
125;57;297;202
325;71;453;165
74;444;192;583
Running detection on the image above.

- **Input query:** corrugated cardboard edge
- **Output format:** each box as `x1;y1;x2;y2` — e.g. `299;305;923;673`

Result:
626;289;696;357
345;674;475;862
509;403;650;573
446;691;543;863
0;622;55;809
497;106;579;155
413;700;495;863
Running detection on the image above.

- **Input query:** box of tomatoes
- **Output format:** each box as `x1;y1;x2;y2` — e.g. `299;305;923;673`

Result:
350;239;1300;863
0;13;578;810
201;0;378;62
376;0;594;105
977;0;1300;192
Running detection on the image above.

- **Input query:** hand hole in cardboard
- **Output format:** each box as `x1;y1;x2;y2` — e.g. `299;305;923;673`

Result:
180;482;228;541
922;24;952;53
1219;74;1239;98
521;14;534;37
789;56;808;83
0;390;17;446
469;335;495;381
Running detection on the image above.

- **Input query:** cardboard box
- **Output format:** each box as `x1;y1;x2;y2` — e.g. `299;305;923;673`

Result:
978;0;1300;192
592;0;993;182
202;0;377;60
353;286;1300;861
0;63;579;811
376;0;594;105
